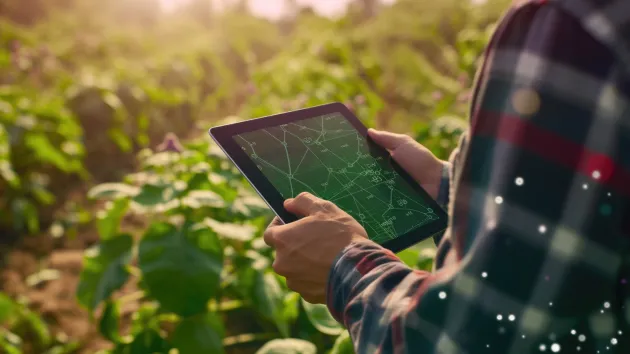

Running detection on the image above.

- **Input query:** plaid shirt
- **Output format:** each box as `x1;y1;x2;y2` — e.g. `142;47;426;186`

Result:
326;0;630;353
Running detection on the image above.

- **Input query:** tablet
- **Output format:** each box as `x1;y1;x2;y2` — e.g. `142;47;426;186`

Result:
209;102;447;252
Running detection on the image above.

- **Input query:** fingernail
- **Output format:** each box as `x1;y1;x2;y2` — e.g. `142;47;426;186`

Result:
284;198;294;206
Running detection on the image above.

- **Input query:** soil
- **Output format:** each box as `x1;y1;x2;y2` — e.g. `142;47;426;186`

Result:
0;190;141;353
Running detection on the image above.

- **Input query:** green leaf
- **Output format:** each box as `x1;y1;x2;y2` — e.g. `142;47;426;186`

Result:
122;329;170;354
182;190;225;209
97;199;130;240
0;338;21;354
330;331;354;354
88;183;140;200
99;300;121;343
171;312;225;354
132;183;172;207
138;222;223;317
256;339;317;354
301;299;343;336
77;234;133;310
24;133;72;172
202;218;256;242
417;247;437;272
282;292;301;325
108;129;132;153
0;126;19;187
253;273;290;337
19;305;51;347
0;293;15;324
397;248;420;268
11;199;39;233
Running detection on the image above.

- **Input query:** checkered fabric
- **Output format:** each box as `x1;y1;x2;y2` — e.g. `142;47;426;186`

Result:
326;0;630;353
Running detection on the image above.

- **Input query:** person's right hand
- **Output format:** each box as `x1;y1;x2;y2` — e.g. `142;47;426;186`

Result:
368;128;447;201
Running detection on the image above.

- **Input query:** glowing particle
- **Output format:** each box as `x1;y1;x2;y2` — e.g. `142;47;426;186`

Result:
592;170;601;179
539;344;547;351
482;272;488;278
549;302;553;307
601;310;604;313
539;225;547;234
551;343;561;352
577;347;581;351
438;291;447;299
608;192;612;197
509;314;516;321
497;314;503;321
495;196;504;204
604;302;611;308
583;184;589;190
522;335;526;339
578;334;586;342
487;344;490;348
571;330;576;335
515;177;524;186
619;330;623;335
611;338;618;345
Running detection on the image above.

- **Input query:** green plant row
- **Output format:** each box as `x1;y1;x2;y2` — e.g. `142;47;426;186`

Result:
77;132;440;354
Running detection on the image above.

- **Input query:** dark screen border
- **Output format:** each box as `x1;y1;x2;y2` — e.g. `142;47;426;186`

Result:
209;102;448;253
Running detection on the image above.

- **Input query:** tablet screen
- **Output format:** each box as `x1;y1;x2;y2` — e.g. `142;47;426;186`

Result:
233;112;440;244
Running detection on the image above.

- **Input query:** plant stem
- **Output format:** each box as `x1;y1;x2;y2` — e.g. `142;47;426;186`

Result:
208;299;243;312
117;290;145;304
223;332;277;347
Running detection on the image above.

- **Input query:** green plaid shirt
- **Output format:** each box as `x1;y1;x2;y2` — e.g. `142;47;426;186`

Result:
326;0;630;353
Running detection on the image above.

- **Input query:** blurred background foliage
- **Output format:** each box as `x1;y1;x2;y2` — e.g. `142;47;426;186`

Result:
0;0;508;353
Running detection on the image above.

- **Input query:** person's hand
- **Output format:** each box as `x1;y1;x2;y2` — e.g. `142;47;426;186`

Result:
368;128;447;200
263;192;369;304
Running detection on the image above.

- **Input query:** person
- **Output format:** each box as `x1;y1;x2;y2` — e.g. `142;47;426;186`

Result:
263;0;630;352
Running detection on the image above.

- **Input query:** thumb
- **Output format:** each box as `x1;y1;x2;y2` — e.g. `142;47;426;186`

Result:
367;129;411;151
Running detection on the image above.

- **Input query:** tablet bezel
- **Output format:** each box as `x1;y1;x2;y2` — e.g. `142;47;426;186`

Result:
209;102;448;253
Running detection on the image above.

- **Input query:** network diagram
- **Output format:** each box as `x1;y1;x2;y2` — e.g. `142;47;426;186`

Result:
236;113;439;243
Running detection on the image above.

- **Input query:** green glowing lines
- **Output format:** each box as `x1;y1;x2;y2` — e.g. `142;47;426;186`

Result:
236;113;438;243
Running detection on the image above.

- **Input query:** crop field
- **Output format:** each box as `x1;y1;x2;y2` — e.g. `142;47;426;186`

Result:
0;0;507;353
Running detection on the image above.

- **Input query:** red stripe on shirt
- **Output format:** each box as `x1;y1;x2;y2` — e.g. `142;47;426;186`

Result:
474;111;630;197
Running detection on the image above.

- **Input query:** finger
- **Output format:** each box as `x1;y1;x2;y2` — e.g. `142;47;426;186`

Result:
284;192;330;217
268;216;284;228
367;128;412;151
263;226;278;247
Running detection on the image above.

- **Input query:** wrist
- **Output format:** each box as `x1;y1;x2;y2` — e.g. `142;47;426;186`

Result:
426;159;449;200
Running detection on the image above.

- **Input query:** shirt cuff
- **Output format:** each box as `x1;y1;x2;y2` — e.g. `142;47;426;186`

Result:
436;162;451;210
325;241;398;325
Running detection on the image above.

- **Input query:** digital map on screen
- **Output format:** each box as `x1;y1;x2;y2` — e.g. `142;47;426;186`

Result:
234;113;439;244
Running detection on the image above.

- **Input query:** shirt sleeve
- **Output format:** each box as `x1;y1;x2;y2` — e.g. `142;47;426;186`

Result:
326;2;630;354
436;162;451;210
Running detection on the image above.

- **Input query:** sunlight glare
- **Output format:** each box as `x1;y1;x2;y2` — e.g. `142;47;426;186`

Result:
160;0;399;19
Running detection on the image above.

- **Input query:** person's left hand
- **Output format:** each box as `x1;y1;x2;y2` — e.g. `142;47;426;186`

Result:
263;192;369;304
